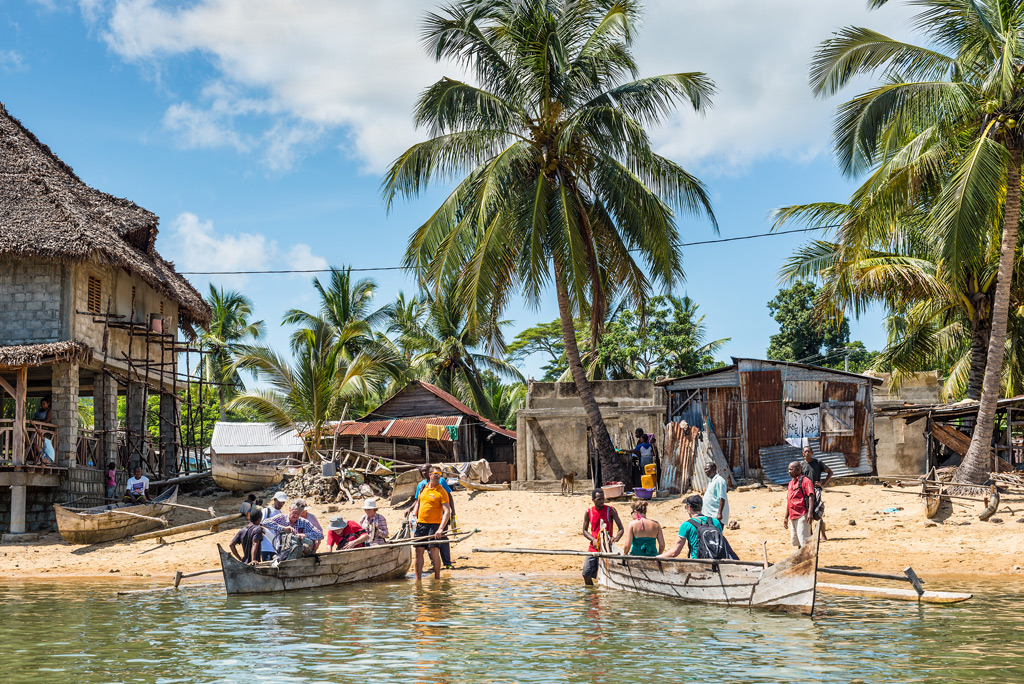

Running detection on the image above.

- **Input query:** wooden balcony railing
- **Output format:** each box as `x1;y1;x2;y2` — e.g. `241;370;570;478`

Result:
0;419;58;465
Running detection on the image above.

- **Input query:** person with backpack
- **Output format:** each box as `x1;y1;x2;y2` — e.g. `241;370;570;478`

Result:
657;495;736;560
784;460;816;548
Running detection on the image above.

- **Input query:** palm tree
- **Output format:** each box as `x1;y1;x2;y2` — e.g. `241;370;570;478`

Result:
283;267;391;361
229;318;398;459
397;279;523;420
383;0;717;482
810;0;1024;484
202;286;265;421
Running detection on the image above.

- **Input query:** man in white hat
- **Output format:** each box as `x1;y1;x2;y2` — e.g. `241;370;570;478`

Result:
259;491;288;561
358;499;389;546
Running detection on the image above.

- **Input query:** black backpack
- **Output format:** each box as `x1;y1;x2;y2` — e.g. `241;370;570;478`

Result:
688;517;738;560
797;476;825;521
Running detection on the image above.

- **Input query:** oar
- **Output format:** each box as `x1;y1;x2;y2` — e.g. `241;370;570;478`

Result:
174;568;222;588
106;510;167;525
162;502;217;517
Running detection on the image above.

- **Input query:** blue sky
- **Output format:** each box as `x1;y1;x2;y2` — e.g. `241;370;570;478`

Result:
0;1;917;378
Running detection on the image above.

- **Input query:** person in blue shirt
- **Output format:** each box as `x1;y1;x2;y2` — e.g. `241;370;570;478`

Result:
409;464;456;569
657;495;726;560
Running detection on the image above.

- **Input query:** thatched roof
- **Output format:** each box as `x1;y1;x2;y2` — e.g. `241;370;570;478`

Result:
0;340;92;368
0;103;211;334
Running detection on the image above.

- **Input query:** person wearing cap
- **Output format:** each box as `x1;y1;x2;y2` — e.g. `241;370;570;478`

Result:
259;491;288;561
410;465;452;580
326;516;368;550
410;464;457;569
263;499;324;556
358;499;389;546
657;494;725;560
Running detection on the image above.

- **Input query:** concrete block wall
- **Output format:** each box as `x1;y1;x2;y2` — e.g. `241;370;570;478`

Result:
0;488;58;533
51;362;79;466
0;261;67;345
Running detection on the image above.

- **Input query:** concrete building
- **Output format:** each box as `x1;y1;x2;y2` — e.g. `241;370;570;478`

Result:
0;104;211;537
515;379;666;487
867;371;942;476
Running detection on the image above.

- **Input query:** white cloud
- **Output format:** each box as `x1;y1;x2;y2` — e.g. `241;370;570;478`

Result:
94;0;918;175
0;50;26;72
164;212;328;287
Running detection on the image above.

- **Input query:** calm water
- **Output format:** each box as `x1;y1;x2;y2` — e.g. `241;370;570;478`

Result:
1;578;1022;683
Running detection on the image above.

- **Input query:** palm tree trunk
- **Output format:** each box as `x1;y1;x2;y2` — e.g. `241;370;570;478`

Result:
957;146;1022;484
966;292;992;401
553;263;627;485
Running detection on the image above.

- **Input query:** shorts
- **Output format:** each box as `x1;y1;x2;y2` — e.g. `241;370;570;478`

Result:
582;554;600;579
105;485;116;499
789;516;812;548
415;522;442;548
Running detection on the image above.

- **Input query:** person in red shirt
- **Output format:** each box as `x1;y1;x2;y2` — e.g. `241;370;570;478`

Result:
326;516;368;550
581;488;623;586
784;461;815;548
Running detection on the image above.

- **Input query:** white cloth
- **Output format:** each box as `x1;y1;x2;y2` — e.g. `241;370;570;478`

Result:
702;473;730;525
789;516;812;548
125;476;149;496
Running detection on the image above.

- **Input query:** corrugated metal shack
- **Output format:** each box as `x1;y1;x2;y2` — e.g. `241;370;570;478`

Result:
210;422;305;465
658;358;882;485
331;381;517;477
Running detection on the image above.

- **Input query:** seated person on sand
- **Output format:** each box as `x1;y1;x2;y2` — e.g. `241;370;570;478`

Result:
358;498;389;546
122;467;151;504
326;516;369;550
239;494;258;516
657;494;736;561
619;500;664;557
230;509;264;565
262;500;324;556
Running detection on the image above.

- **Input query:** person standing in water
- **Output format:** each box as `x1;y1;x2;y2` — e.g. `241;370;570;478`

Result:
618;500;664;557
581;488;624;585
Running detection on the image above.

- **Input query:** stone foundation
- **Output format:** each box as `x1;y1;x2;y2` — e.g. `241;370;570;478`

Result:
0;487;59;533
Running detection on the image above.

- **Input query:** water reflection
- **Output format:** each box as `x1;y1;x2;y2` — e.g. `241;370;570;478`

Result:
0;579;1021;683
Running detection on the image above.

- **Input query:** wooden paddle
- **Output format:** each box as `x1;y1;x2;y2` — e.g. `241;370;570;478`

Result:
162;502;217;517
106;510;167;525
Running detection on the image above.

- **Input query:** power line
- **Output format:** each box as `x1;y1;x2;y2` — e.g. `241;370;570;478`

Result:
177;225;833;276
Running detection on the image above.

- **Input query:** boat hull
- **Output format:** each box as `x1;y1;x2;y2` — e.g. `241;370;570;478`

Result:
598;527;819;615
54;486;178;545
211;457;283;492
219;542;412;594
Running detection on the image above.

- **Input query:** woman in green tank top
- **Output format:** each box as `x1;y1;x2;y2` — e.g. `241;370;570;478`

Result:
620;501;665;557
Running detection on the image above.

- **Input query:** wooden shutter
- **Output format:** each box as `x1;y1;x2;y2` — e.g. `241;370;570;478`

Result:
87;276;101;314
820;401;855;436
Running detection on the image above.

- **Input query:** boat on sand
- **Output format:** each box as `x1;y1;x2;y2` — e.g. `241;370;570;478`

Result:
597;529;820;615
54;485;178;545
211;454;285;492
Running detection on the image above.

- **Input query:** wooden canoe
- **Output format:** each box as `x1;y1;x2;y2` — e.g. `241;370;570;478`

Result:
597;526;820;615
218;541;412;594
924;481;943;518
818;582;972;604
211;456;284;492
54;486;178;545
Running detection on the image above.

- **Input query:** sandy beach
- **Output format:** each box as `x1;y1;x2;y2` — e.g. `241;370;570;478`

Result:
2;483;1023;585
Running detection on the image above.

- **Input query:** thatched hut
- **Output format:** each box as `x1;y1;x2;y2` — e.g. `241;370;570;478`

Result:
0;103;211;537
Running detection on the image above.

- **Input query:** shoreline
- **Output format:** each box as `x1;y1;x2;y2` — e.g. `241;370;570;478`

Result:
2;485;1023;586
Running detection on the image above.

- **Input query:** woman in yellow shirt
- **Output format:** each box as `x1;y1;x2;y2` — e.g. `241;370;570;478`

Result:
409;466;451;580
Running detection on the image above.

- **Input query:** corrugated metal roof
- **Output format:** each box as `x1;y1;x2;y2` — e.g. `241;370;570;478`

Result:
760;441;872;485
359;381;517;440
210;422;304;455
784;380;823;404
333;416;460;441
658;357;883;387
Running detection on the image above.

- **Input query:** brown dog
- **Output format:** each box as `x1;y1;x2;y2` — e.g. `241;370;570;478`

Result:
561;471;577;496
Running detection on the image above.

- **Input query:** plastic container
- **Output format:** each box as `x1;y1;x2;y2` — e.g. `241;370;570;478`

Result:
644;463;657;476
633;487;654;500
640;474;656;489
601;482;625;499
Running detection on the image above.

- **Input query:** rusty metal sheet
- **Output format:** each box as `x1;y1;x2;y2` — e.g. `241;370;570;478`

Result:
783;380;823;404
740;370;784;470
661;422;699;494
820;382;863;467
706;386;742;469
334;416;459;441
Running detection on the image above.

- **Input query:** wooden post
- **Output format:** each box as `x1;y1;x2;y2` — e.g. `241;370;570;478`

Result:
10;366;28;535
425;438;430;464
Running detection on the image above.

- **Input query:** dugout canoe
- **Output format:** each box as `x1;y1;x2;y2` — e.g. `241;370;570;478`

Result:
54;486;178;545
211;455;284;492
218;540;412;594
597;526;820;615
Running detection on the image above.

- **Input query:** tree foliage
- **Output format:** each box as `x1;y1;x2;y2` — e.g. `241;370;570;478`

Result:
766;282;850;362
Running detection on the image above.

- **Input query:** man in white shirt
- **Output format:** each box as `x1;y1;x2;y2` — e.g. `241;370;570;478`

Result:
702;462;730;525
259;491;288;561
123;467;150;504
